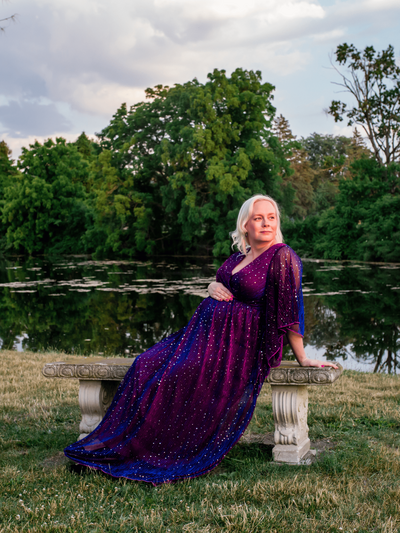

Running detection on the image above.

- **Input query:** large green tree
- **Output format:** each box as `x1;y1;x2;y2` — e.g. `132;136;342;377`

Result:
2;138;91;254
90;68;289;257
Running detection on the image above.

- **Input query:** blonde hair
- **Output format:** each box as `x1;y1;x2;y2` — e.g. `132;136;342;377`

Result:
230;195;283;255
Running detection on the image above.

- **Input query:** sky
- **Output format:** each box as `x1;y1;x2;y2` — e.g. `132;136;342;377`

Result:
1;0;399;159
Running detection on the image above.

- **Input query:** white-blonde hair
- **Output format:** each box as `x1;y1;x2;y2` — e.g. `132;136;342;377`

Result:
230;195;283;255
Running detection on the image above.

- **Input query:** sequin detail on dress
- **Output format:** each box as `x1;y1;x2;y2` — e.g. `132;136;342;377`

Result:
64;244;304;484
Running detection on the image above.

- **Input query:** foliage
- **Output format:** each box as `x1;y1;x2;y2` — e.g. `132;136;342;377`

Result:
328;43;400;165
298;131;370;214
0;141;15;181
1;138;91;255
286;158;400;261
300;132;351;181
273;115;315;218
283;214;321;256
0;58;398;262
314;159;400;261
90;68;288;258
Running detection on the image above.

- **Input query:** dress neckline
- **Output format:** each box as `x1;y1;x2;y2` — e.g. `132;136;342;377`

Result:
231;243;283;277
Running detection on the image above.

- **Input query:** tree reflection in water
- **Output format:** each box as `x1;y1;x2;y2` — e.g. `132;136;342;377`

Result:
0;257;399;373
302;261;400;374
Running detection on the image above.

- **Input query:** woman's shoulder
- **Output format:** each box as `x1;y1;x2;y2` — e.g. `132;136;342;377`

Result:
273;244;302;264
223;250;243;263
230;251;244;260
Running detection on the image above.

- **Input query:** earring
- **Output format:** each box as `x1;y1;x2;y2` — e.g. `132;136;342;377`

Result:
245;232;248;237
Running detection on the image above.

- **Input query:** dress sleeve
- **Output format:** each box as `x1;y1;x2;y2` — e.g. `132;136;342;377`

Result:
273;245;304;338
262;245;305;371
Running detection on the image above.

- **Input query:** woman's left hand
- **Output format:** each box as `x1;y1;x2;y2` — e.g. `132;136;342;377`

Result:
299;358;338;369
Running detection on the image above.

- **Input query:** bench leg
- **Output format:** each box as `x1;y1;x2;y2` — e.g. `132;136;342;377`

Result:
271;384;311;464
78;380;120;440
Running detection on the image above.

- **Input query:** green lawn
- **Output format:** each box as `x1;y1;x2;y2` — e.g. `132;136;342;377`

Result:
0;350;399;533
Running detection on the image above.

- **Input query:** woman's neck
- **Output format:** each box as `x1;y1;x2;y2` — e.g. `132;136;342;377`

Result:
248;240;276;259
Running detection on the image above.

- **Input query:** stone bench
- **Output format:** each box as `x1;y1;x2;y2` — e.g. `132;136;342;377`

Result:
42;358;342;465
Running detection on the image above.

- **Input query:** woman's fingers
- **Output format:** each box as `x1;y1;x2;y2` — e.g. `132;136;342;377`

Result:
221;290;233;300
301;359;338;369
208;282;233;301
321;362;339;369
216;292;233;301
221;288;233;300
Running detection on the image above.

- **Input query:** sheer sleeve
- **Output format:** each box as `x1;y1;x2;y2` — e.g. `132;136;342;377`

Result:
262;245;304;370
274;245;304;338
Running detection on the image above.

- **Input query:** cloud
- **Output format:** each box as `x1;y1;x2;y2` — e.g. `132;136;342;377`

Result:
364;0;400;10
64;82;147;117
332;123;356;137
2;0;327;93
1;0;329;120
0;100;72;137
1;0;400;157
313;29;346;43
2;132;83;161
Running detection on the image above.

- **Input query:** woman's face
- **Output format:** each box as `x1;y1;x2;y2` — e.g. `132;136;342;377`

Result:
245;200;277;248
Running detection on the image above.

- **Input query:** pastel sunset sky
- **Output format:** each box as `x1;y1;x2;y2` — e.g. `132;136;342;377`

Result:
1;0;399;157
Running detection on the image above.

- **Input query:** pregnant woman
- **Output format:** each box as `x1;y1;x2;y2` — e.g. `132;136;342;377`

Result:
64;194;337;484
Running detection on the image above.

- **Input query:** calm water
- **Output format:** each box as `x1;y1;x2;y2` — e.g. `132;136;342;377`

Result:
1;256;399;373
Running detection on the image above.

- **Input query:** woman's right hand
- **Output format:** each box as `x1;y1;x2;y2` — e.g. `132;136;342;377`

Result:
208;281;233;302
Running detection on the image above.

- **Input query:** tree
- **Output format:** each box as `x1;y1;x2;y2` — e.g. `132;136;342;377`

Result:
0;140;17;191
0;140;18;247
345;128;372;170
328;43;400;166
315;159;400;261
300;132;351;184
91;68;289;258
273;115;315;218
75;132;98;161
300;132;355;213
2;138;91;254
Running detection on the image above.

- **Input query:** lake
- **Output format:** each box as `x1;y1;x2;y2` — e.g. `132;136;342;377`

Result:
1;256;399;373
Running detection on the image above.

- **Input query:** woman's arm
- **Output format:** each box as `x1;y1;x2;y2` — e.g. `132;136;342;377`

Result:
288;331;338;369
208;281;233;302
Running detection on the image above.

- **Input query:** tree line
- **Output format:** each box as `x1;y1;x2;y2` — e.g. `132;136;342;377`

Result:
0;44;399;261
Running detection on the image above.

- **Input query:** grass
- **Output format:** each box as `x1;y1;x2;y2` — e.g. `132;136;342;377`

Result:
0;350;399;533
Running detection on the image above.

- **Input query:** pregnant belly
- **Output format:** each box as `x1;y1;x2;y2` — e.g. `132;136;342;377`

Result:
191;297;262;356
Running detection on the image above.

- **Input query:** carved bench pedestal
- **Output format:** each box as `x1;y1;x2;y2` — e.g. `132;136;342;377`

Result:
265;362;342;465
271;385;310;463
42;357;132;440
43;358;342;463
78;380;120;440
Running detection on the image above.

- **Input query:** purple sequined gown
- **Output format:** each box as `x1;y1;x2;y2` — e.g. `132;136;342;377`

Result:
65;244;304;484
